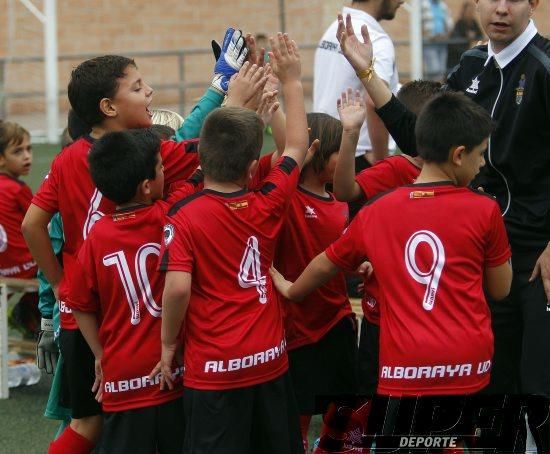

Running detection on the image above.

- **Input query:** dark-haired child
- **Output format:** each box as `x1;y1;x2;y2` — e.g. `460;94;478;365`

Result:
68;128;202;453
273;111;358;451
157;33;308;454
333;80;443;399
0;121;40;336
272;92;513;448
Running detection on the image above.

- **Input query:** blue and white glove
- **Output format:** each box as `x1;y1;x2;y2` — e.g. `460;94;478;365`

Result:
211;28;248;94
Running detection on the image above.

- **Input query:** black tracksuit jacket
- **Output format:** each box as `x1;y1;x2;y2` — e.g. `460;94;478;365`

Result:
377;34;550;252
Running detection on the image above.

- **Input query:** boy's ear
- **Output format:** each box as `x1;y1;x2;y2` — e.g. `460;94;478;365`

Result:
99;98;117;118
247;159;259;180
139;179;151;196
451;145;466;167
0;154;5;168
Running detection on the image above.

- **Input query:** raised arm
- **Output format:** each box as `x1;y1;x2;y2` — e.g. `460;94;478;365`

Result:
336;13;418;155
269;33;309;169
334;88;366;202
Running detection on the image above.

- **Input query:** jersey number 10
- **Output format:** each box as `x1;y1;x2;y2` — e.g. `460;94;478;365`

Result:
103;243;162;325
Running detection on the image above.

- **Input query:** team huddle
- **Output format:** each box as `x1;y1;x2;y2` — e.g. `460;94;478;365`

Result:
1;1;550;452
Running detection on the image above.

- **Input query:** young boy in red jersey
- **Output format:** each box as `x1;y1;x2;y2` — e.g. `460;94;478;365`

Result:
68;129;203;453
333;80;443;399
156;33;308;454
0;121;40;336
271;92;513;448
272;111;357;451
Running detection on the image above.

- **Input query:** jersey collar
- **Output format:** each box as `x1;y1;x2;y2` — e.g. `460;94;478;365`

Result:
342;6;385;35
485;20;538;68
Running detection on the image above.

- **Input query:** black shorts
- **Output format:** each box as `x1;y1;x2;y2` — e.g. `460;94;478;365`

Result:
182;371;303;454
59;328;102;419
288;315;358;414
358;316;380;397
101;398;184;453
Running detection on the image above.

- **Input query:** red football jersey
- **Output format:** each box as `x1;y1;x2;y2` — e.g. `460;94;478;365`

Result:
355;155;421;324
32;136;199;329
249;152;274;190
355;155;421;200
274;186;352;350
67;179;201;411
0;174;37;278
160;156;300;390
326;183;511;396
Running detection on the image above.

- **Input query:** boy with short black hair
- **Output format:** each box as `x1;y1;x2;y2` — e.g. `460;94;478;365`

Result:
22;30;248;453
157;33;308;454
272;91;512;398
68;128;202;453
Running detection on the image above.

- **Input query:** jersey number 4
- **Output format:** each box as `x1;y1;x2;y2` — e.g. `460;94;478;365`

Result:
238;236;268;304
405;230;445;311
103;243;162;325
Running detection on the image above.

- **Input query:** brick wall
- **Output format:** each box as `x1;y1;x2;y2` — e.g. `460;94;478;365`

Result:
1;0;549;117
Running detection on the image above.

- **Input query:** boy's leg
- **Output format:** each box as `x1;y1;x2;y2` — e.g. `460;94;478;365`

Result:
357;317;379;397
182;385;253;454
50;329;102;453
156;397;185;453
252;372;304;454
101;407;156;453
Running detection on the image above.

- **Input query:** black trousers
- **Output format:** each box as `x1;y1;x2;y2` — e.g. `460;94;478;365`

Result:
486;248;550;451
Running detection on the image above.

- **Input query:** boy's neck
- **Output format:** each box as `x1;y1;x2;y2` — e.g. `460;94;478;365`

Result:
90;122;125;139
203;176;247;193
116;196;154;211
299;171;329;197
414;162;457;185
0;169;19;179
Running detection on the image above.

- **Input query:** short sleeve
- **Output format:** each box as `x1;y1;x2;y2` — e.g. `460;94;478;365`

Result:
255;156;300;215
159;217;194;273
325;210;369;273
160;139;200;188
484;202;511;268
249;153;274;190
67;241;100;313
16;184;33;213
163;169;204;209
355;160;398;199
32;154;61;213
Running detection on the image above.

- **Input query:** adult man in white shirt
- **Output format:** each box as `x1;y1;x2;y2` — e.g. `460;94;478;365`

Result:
313;0;403;170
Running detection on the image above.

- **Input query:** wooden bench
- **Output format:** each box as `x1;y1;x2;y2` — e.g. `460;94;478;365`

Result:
0;277;39;399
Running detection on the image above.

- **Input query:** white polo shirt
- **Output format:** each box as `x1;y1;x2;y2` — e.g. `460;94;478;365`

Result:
313;6;399;155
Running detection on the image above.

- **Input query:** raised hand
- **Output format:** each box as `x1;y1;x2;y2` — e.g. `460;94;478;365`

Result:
245;33;266;67
269;33;301;84
337;88;367;132
336;13;374;73
225;61;268;108
256;90;280;127
211;28;249;94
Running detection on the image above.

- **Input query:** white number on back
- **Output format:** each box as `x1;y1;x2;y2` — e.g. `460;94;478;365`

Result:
103;243;162;325
404;230;445;311
83;189;105;239
238;236;267;304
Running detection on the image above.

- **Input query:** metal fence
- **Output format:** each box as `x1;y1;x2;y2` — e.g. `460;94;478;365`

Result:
0;38;471;137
